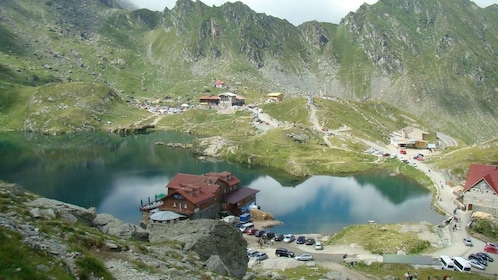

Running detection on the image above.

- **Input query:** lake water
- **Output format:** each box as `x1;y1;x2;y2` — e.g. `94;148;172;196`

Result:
0;131;444;235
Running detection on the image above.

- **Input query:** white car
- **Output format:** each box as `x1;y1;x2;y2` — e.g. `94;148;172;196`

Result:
315;241;323;250
468;259;485;270
295;254;314;261
463;237;473;246
283;234;295;243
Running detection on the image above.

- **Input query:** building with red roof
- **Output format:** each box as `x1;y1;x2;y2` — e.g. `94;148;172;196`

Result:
158;171;259;219
462;164;498;215
199;95;220;107
215;80;226;88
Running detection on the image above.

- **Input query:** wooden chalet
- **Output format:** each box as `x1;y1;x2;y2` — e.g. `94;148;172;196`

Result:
158;171;259;219
199;95;220;107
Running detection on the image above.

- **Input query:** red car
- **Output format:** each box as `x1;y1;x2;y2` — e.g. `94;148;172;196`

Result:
246;228;257;235
484;242;498;254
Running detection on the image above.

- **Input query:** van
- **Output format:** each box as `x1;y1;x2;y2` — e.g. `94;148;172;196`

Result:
239;222;254;233
452;257;471;272
440;255;454;270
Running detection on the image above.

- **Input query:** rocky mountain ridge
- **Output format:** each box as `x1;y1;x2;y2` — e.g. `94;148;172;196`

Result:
0;0;497;142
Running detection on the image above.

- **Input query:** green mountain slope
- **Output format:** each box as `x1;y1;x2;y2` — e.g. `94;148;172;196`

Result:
0;0;497;142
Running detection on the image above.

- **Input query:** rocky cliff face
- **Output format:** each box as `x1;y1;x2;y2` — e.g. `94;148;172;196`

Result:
148;220;249;278
0;181;249;279
1;0;497;141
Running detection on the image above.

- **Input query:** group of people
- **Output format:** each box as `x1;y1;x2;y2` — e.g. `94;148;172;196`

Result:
256;237;273;248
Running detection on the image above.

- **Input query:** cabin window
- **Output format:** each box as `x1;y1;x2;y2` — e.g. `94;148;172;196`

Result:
184;203;187;209
173;202;176;208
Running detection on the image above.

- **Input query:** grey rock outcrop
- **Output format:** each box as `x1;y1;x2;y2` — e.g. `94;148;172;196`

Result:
25;197;148;241
26;198;96;225
148;219;248;278
206;254;230;276
93;213;148;241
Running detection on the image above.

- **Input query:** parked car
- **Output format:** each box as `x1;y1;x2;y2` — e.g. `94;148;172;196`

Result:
468;259;486;270
296;236;306;244
485;242;498;254
246;228;257;235
275;248;295;258
283;234;295;243
253;252;268;261
315;241;324;250
477;252;494;262
295;254;314;261
263;231;275;240
468;254;487;266
274;234;285;241
305;238;315;245
246;249;259;257
254;230;266;237
463;237;473;246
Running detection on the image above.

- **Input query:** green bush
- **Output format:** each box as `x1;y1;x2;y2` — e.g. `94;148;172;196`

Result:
470;219;498;241
75;255;115;280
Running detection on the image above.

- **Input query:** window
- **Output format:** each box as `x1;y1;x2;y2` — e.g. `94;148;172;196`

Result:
173;202;176;208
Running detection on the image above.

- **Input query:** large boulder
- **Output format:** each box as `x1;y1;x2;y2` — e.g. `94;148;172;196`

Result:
26;198;96;225
148;219;248;278
93;213;149;241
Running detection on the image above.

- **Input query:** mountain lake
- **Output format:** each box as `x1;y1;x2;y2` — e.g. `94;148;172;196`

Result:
0;131;444;235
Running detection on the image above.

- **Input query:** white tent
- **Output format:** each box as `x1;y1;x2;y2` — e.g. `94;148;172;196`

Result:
150;211;185;223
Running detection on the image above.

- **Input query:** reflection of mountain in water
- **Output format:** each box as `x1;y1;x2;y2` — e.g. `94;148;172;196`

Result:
0;131;441;228
352;169;429;205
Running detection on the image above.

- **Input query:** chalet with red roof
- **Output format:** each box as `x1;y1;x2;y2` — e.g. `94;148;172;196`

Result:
158;171;259;219
462;164;498;215
199;95;220;107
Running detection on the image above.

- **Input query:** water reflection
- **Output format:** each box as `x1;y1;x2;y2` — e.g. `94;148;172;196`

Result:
98;175;171;223
247;175;440;234
0;131;443;234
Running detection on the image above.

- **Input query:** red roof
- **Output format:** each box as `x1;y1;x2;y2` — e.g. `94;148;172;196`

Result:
223;187;259;204
204;171;241;186
463;164;498;194
215;80;225;85
199;95;220;100
166;173;220;205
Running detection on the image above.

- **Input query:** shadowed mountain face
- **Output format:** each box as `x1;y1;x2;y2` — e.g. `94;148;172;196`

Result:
0;0;497;142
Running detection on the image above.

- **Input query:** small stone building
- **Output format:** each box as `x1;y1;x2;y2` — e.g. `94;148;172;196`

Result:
462;164;498;216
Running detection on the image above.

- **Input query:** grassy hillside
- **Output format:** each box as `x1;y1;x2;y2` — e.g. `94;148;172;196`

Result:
0;0;497;142
431;138;498;181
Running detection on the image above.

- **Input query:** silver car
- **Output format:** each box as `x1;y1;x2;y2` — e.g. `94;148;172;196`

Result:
468;259;485;270
295;253;314;261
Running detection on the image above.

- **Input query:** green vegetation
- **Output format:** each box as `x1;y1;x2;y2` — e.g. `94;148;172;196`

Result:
352;262;492;280
0;227;74;280
327;224;433;255
469;219;498;242
431;138;498;179
274;265;331;280
75;255;115;280
260;98;309;125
